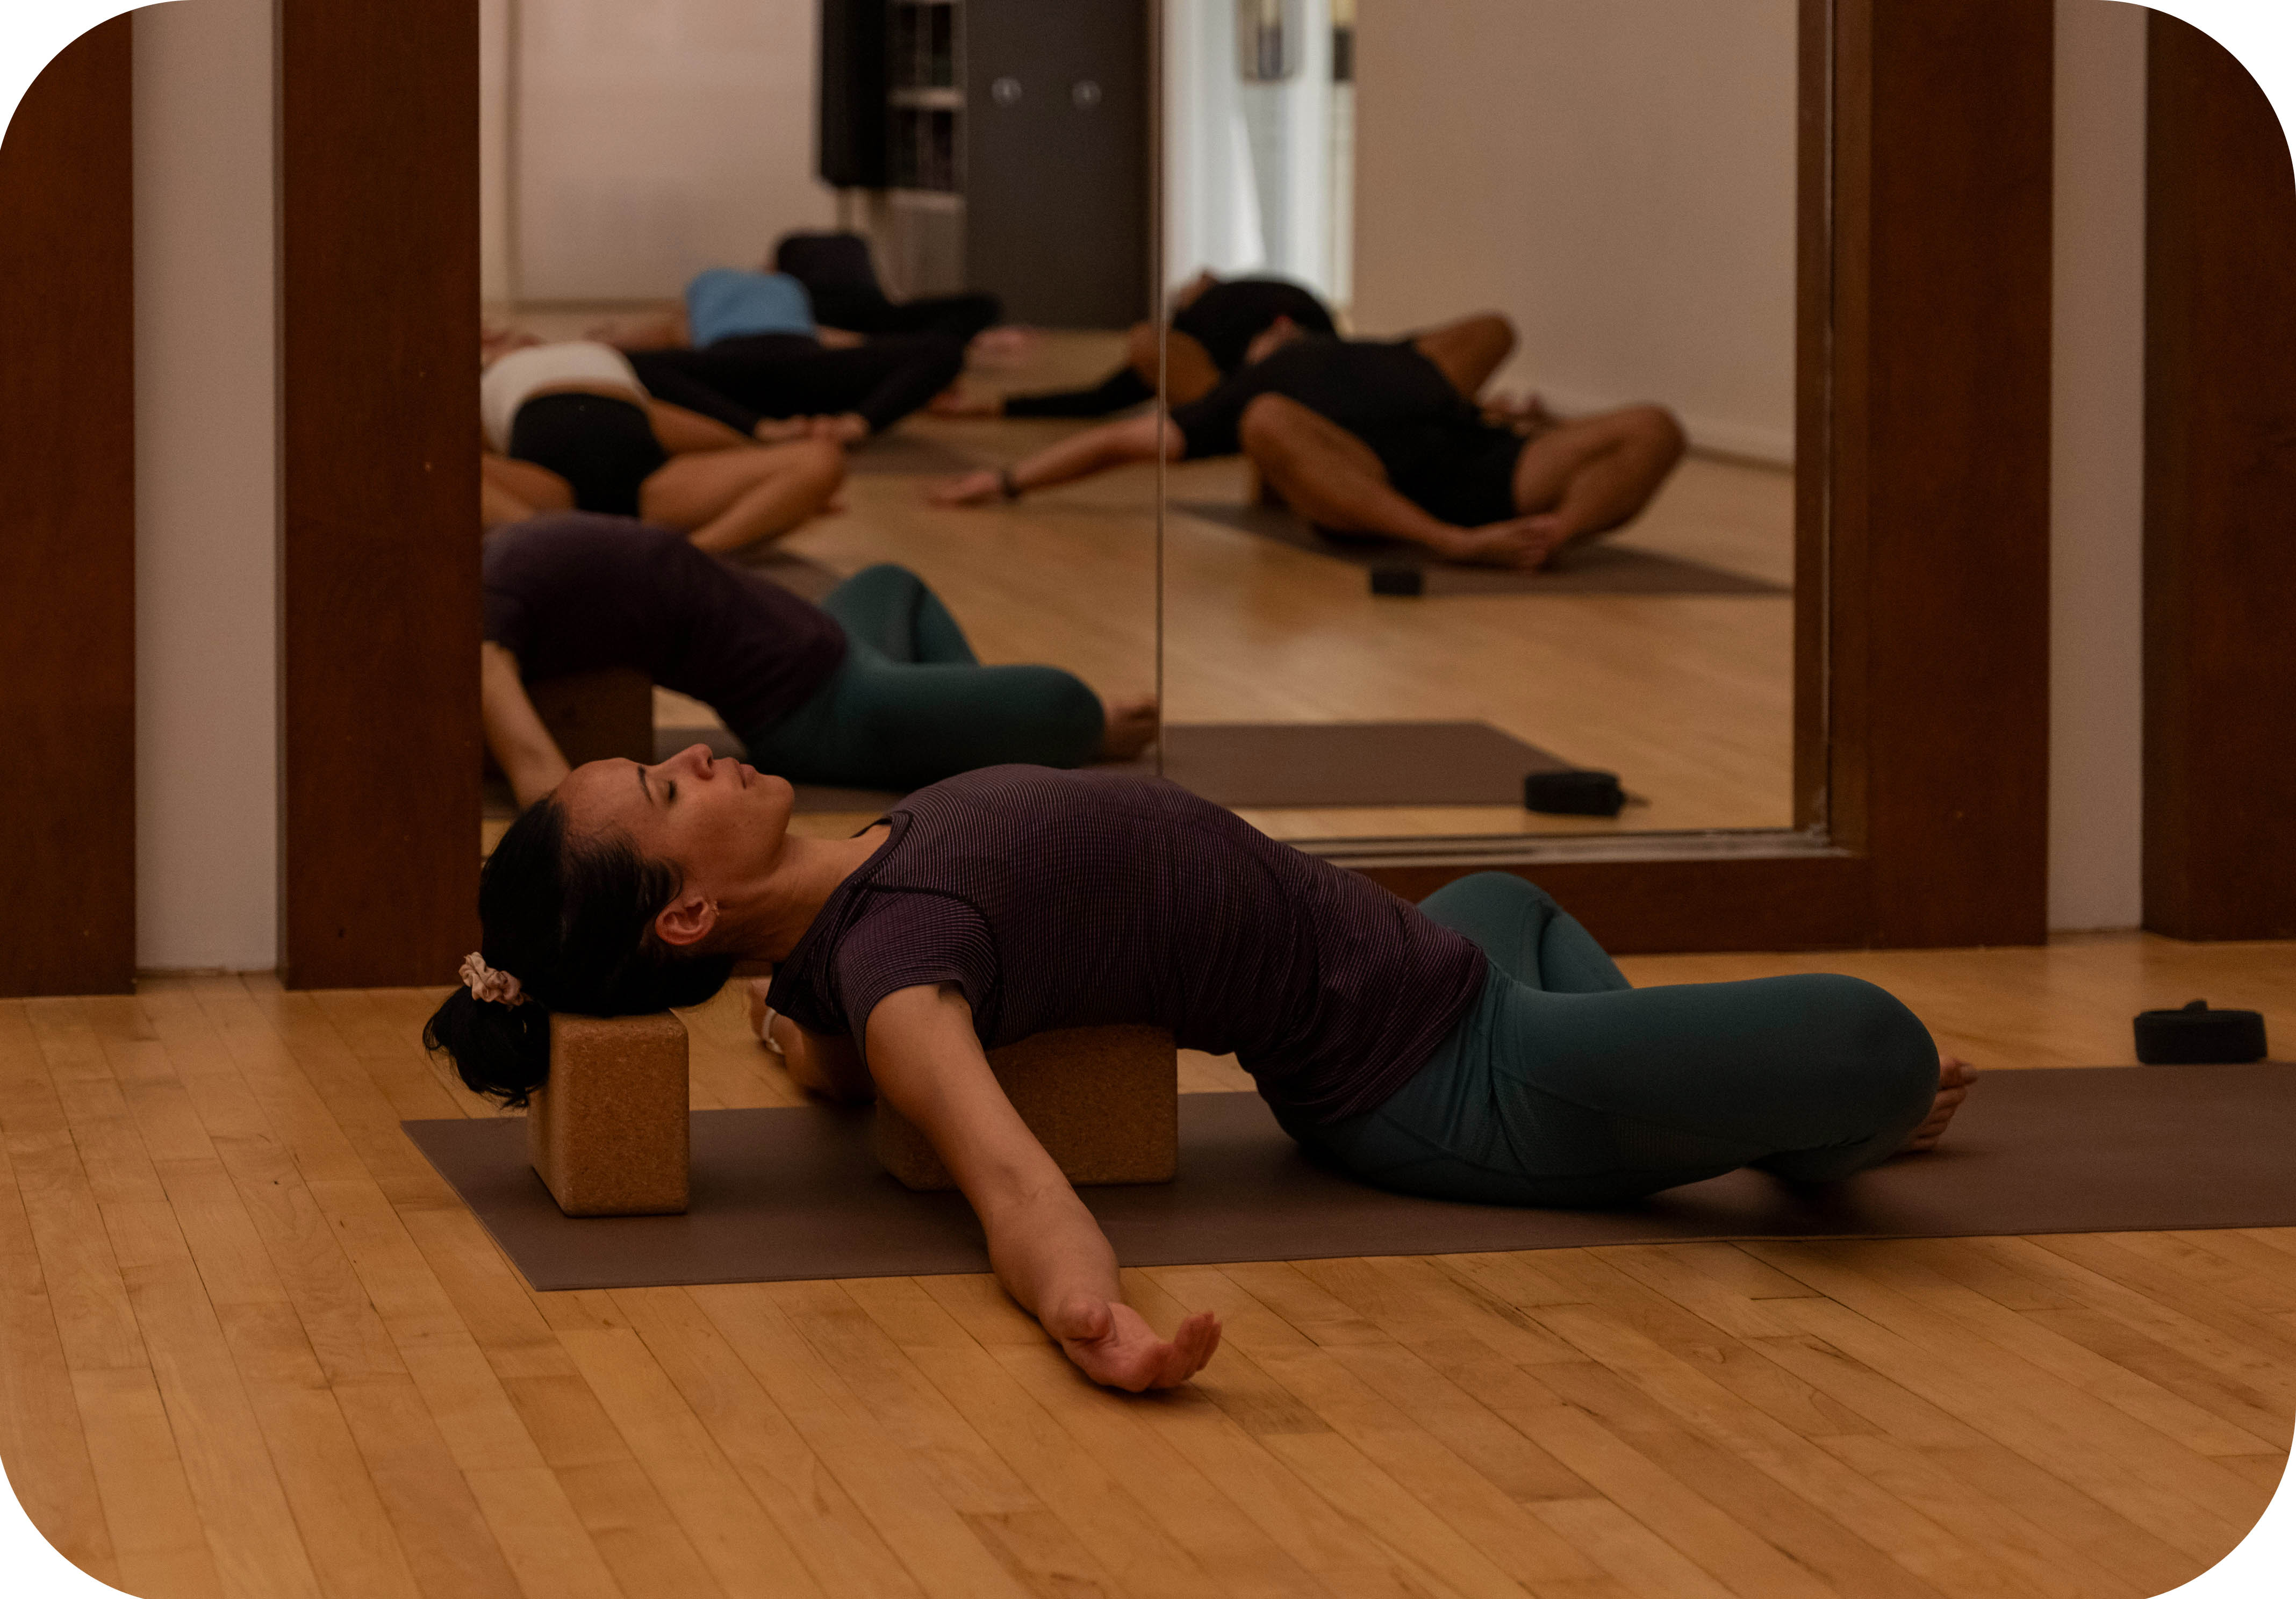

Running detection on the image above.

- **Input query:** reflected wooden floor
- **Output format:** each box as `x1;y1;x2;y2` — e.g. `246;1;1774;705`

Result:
574;327;1799;844
3;935;2290;1598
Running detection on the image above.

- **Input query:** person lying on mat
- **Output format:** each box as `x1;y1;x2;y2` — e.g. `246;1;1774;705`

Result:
424;762;1974;1394
482;340;845;555
773;230;1004;347
930;313;1687;571
481;512;1158;808
589;268;967;445
929;270;1338;419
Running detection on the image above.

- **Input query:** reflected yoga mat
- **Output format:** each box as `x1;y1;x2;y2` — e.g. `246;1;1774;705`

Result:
655;720;1578;815
405;1065;2296;1293
1175;500;1788;596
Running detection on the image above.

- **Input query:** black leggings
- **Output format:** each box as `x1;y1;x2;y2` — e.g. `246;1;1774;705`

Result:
628;333;964;437
507;393;666;517
808;285;1002;344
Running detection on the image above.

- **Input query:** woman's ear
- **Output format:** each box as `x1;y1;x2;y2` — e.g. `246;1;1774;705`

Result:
653;891;718;949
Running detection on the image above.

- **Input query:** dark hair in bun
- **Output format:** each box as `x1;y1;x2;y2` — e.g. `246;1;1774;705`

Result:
422;796;734;1107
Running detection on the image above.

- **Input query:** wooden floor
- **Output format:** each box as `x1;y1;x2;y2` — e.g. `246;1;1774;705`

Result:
4;934;2291;1598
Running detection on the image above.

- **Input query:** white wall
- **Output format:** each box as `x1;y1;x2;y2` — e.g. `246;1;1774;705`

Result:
501;0;835;302
132;0;277;970
1350;0;1797;463
2049;0;2148;931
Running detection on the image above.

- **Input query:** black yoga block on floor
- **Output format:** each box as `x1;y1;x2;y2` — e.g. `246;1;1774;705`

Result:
1524;769;1626;817
2134;1000;2268;1064
1369;563;1426;596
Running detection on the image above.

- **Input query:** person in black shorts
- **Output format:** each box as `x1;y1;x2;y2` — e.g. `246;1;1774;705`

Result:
930;271;1339;420
932;313;1687;571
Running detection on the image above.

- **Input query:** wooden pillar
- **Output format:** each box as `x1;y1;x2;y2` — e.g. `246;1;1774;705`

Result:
279;0;482;986
2143;15;2296;941
0;22;136;996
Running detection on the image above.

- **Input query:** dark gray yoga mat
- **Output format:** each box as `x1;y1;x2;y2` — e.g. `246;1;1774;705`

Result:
1175;499;1788;596
656;720;1577;814
406;1065;2296;1293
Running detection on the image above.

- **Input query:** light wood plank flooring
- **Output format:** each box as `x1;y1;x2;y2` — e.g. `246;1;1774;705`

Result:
4;935;2290;1598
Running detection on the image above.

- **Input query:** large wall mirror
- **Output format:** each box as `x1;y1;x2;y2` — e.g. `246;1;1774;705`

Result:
477;0;1163;857
1154;0;1800;855
475;0;1802;864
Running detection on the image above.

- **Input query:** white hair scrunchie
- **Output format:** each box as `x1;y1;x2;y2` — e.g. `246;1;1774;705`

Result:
459;952;526;1007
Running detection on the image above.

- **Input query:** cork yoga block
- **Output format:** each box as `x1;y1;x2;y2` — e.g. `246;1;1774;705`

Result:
528;1012;691;1216
876;1024;1178;1192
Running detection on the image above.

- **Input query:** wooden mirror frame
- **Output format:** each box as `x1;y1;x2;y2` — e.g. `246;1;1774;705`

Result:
263;0;2055;987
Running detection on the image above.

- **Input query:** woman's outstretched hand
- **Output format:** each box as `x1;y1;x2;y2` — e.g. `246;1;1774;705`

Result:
1043;1295;1221;1392
930;468;1006;507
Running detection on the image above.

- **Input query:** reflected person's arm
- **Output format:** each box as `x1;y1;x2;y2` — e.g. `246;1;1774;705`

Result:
928;411;1182;507
479;643;571;809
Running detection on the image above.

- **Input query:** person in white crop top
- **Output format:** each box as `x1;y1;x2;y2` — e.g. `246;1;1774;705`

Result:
479;338;845;554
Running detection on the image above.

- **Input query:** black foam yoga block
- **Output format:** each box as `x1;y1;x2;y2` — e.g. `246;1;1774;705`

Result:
2134;1000;2268;1064
1525;769;1626;817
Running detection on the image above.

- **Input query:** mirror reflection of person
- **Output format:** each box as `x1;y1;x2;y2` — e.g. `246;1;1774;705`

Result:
480;340;844;555
934;314;1688;571
597;267;965;444
426;760;1970;1394
480;512;1159;810
930;270;1338;419
772;231;1003;346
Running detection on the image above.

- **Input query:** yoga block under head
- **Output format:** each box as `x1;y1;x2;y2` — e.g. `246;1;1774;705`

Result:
529;1011;691;1216
526;668;652;768
876;1024;1178;1192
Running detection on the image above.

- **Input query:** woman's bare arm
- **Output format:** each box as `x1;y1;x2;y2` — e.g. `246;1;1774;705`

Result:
864;984;1221;1390
928;411;1180;506
479;643;571;809
744;979;874;1102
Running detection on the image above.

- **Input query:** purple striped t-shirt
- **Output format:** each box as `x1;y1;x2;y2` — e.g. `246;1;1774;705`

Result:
764;766;1488;1124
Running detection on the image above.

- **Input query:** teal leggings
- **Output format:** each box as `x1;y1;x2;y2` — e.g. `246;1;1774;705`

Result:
742;565;1105;790
1280;874;1941;1207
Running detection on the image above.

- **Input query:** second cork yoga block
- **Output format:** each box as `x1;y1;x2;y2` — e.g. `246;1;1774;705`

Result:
876;1025;1179;1192
528;1012;690;1216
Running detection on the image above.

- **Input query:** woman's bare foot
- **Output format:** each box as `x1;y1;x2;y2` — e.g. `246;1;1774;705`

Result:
1098;694;1159;762
1440;514;1575;570
929;383;1005;419
752;417;813;443
806;412;870;446
930;468;1006;507
1899;1055;1976;1153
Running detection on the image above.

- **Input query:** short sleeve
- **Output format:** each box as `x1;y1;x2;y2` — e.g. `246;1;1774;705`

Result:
826;891;999;1057
1168;361;1278;461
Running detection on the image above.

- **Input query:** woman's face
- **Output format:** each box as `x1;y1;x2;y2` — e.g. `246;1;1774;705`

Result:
554;743;795;921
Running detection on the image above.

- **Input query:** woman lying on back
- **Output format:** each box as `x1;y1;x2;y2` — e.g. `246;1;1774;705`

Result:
425;763;1970;1393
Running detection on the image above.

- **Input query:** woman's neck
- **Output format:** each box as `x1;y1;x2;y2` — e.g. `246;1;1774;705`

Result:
737;823;889;964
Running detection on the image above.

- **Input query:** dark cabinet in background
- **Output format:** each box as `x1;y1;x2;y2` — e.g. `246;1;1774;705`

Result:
820;0;1150;328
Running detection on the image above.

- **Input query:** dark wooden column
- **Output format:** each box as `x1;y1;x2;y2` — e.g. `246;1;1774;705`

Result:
2143;15;2296;942
279;0;482;986
1826;0;2055;948
0;22;136;997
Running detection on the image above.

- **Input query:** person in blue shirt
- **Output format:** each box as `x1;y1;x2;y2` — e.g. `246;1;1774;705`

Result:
605;268;966;446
